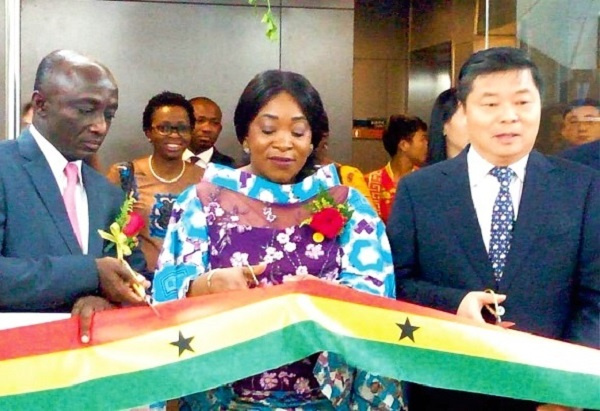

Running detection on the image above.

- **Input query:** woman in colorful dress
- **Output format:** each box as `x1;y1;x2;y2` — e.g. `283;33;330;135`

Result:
106;91;204;272
365;115;428;224
153;70;405;410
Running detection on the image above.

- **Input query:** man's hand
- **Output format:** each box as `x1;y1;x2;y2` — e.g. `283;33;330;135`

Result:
72;295;114;344
96;257;149;304
457;291;506;323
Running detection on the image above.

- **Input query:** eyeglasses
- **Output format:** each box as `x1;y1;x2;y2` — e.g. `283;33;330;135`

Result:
152;124;191;136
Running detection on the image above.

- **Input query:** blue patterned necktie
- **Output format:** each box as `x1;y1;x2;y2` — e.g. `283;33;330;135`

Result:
489;166;515;282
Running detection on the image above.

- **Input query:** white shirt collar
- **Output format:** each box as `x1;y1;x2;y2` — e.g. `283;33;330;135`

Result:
29;125;83;183
467;146;528;187
182;147;214;168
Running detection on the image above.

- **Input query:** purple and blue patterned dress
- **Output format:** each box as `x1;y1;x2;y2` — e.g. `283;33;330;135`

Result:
153;164;405;410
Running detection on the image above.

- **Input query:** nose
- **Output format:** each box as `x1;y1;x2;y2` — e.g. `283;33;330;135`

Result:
500;103;519;123
89;113;109;135
272;132;294;151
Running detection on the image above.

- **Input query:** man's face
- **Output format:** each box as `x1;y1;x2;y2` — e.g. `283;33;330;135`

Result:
463;69;541;166
33;64;118;161
400;129;428;167
190;100;222;153
561;105;600;145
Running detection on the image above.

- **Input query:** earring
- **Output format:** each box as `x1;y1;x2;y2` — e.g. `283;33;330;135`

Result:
243;143;250;154
309;144;314;153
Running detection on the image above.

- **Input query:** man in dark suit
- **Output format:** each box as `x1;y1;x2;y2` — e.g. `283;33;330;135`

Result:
0;50;148;335
559;140;600;170
387;47;599;411
184;96;236;168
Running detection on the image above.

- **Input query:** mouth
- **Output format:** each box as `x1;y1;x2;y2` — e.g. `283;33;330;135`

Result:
269;156;295;167
164;142;185;153
81;140;102;152
493;133;520;142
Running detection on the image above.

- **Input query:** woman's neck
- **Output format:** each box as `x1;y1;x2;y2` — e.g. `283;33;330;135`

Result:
149;154;185;179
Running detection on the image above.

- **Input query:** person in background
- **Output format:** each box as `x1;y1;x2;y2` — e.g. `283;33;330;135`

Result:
153;69;405;410
20;101;34;131
313;114;376;209
183;96;236;168
560;98;600;146
558;139;600;170
106;91;203;272
387;47;599;410
426;88;469;165
365;115;428;223
0;49;148;335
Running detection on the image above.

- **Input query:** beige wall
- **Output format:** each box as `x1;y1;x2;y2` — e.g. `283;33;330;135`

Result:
351;1;409;173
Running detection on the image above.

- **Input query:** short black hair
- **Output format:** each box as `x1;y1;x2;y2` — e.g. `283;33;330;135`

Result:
142;91;195;132
234;70;328;181
427;88;459;165
563;98;600;118
382;115;427;157
457;47;543;105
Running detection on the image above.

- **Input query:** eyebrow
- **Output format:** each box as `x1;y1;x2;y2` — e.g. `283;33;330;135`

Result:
260;113;307;121
480;89;534;98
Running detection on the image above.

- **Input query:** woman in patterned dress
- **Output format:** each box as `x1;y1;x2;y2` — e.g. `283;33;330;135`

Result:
106;91;204;272
153;71;405;410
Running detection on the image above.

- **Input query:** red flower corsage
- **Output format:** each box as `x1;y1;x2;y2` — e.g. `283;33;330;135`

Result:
304;188;353;243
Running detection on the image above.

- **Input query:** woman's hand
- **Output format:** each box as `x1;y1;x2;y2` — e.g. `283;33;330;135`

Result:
188;263;267;296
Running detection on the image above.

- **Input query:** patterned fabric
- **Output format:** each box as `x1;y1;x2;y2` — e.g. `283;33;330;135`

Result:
365;164;396;224
488;167;515;282
153;163;404;410
105;157;203;272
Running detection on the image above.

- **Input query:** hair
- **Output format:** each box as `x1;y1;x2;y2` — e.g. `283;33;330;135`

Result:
234;70;328;181
427;88;459;165
563;98;600;118
456;47;544;105
142;91;195;132
382;114;428;157
189;96;220;108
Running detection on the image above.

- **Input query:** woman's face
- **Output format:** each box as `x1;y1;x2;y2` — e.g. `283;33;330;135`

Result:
245;92;313;184
145;105;192;160
443;107;469;153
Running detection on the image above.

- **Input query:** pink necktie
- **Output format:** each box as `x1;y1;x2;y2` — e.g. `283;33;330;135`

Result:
63;163;82;248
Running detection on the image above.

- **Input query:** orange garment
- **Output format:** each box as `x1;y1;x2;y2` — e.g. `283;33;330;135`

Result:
365;163;397;223
106;156;204;271
337;164;377;210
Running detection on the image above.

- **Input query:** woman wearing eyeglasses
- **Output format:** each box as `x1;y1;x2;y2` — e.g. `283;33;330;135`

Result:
106;91;204;272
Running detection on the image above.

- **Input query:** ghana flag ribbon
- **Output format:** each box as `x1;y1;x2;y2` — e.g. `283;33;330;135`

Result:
0;282;598;410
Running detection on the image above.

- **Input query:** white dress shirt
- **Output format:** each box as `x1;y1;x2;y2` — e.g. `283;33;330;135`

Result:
30;125;89;254
467;147;528;253
182;147;213;169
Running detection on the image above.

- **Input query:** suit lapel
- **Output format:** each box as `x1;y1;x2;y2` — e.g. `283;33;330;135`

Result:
18;132;81;254
502;151;556;291
442;151;493;283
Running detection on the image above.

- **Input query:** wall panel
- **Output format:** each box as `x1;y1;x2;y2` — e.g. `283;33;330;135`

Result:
281;6;354;164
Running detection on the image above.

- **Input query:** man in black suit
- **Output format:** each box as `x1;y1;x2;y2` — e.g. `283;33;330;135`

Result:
184;96;235;168
559;139;600;170
387;47;599;410
0;50;148;339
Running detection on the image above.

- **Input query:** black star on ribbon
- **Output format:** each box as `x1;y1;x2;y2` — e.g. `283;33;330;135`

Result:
170;331;195;356
397;318;420;342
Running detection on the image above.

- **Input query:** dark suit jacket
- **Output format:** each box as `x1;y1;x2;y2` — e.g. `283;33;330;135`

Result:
387;148;599;410
558;140;600;170
0;130;146;312
210;149;236;168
